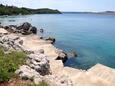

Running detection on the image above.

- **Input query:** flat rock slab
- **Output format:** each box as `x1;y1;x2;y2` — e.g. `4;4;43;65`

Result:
0;28;8;34
71;64;115;86
87;64;115;83
21;34;59;59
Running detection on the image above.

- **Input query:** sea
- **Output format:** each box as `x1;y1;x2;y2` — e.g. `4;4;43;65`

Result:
0;13;115;70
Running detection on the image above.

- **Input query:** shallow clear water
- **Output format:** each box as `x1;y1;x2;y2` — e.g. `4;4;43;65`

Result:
0;13;115;69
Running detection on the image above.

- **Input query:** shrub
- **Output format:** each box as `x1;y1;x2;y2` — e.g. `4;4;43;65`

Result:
0;48;27;83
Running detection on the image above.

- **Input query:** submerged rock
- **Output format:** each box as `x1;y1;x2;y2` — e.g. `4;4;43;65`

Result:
8;20;15;22
67;51;78;57
40;28;44;33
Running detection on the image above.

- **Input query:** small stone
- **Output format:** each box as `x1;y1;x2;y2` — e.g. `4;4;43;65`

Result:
18;40;23;45
39;49;44;54
40;29;44;33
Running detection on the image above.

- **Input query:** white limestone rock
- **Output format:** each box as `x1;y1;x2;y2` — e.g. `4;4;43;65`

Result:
15;65;43;84
43;75;73;86
27;54;50;75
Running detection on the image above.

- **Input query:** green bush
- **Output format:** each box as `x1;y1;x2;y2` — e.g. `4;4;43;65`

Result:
0;48;27;83
28;82;48;86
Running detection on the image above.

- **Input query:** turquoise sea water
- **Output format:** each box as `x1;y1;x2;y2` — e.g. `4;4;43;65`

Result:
0;13;115;69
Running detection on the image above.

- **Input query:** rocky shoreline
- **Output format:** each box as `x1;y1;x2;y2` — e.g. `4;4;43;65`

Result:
0;22;74;86
0;23;115;86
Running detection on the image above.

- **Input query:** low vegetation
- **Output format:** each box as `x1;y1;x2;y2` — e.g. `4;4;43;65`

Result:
0;48;27;83
28;82;48;86
0;4;61;15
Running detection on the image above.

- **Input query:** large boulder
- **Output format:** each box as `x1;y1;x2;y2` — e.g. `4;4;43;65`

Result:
0;34;35;54
26;54;50;75
16;53;51;84
0;35;24;52
17;22;37;35
20;22;31;31
45;37;56;44
30;26;37;34
56;49;68;63
17;22;31;35
15;65;42;84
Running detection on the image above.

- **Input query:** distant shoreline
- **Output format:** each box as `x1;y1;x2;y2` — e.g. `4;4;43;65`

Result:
0;4;61;15
63;11;115;15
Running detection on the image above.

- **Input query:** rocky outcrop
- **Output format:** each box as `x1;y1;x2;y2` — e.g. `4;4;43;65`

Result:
1;28;115;86
0;32;51;84
45;37;56;44
0;35;23;51
4;22;37;35
0;28;8;35
15;65;42;81
56;49;68;63
17;22;37;35
0;28;74;85
26;54;50;75
56;49;78;63
15;53;74;86
15;53;51;84
4;25;17;33
0;34;34;54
